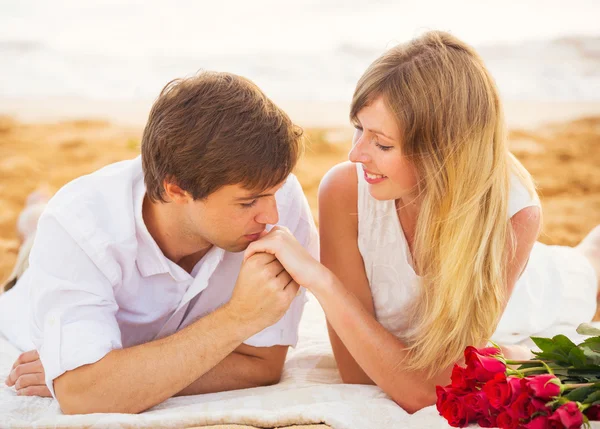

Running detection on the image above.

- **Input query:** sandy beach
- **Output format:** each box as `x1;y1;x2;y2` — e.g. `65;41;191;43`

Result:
1;101;600;285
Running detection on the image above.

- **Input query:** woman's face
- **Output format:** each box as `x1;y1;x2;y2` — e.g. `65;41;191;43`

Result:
349;96;419;202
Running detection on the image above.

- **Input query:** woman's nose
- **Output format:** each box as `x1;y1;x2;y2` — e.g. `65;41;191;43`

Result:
349;134;370;163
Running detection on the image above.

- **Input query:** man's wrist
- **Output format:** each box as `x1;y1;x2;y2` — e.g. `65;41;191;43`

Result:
218;303;262;342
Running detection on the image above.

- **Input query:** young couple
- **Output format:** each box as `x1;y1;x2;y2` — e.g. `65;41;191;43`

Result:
2;31;599;415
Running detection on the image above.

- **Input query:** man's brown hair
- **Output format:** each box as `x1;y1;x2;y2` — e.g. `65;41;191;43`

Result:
141;71;303;202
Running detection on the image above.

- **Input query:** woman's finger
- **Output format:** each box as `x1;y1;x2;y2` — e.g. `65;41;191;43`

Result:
244;235;280;262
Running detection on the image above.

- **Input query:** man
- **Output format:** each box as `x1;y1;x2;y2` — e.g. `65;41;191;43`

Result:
1;71;317;414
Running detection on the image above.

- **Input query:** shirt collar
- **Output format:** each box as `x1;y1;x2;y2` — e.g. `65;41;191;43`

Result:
132;174;226;282
133;174;173;278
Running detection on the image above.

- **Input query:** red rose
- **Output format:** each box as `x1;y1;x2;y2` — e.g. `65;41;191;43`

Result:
530;397;550;414
525;415;562;429
507;376;527;403
436;388;469;427
469;346;502;357
526;374;561;400
464;391;489;419
464;346;506;382
436;385;453;413
483;373;511;409
586;404;600;420
510;392;532;421
451;364;475;391
510;392;548;422
496;411;519;429
549;402;584;429
477;413;499;428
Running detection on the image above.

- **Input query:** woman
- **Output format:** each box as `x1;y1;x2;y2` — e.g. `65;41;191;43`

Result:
245;30;600;413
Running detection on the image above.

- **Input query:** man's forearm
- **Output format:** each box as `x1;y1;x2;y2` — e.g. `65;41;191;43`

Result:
175;350;282;396
54;304;257;414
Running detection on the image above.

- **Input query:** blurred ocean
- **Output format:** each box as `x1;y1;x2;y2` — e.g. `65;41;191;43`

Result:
1;0;599;102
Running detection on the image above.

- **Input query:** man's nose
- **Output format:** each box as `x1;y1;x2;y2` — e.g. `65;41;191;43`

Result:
255;198;279;225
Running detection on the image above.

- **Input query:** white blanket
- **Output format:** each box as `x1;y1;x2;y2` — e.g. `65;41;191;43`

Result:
0;294;452;429
1;295;598;429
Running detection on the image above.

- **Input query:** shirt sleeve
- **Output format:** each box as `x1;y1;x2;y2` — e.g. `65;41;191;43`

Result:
27;214;122;399
244;175;319;348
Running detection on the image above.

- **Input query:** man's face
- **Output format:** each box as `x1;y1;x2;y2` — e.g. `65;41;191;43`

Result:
184;181;285;253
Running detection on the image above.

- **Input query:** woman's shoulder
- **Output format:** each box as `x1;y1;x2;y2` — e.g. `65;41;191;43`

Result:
318;162;360;238
508;174;540;217
318;161;358;209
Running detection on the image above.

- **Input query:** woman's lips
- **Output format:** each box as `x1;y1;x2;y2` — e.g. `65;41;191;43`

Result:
363;169;387;184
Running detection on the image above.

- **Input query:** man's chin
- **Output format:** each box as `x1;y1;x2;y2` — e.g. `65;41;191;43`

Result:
224;241;250;253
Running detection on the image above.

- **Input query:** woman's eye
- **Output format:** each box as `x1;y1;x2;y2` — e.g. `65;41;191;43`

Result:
240;199;257;208
375;142;393;151
372;136;393;151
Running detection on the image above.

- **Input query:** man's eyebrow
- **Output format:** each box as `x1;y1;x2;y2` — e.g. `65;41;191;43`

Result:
234;193;274;201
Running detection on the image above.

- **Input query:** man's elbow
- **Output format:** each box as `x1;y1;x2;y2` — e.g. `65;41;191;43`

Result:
259;367;283;387
55;377;141;415
56;386;97;415
58;394;141;415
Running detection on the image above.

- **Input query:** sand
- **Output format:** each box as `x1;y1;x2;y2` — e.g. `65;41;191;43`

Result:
0;102;599;292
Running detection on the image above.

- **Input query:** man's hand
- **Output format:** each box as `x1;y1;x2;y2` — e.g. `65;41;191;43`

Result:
244;226;332;294
226;252;299;333
5;350;52;397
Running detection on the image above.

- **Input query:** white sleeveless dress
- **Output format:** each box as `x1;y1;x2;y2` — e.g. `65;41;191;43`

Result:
355;164;597;345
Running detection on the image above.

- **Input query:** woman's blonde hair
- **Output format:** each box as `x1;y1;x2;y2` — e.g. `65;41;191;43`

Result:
350;31;537;376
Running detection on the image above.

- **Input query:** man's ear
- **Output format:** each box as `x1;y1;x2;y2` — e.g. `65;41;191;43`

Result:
163;178;191;204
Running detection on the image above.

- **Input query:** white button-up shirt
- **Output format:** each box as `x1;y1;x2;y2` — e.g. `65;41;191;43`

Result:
0;156;318;398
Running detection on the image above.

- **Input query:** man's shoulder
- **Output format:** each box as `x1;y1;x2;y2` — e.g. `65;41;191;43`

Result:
47;157;141;220
42;158;143;270
274;174;317;251
275;174;310;221
275;173;303;200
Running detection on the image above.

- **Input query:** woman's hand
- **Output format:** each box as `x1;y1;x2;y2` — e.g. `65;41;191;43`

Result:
244;226;332;293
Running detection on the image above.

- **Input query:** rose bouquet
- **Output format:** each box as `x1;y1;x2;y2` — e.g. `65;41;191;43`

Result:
436;323;600;428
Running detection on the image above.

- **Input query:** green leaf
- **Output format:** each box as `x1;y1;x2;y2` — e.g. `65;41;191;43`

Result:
580;337;600;352
569;347;590;368
532;337;560;353
566;386;596;402
533;351;572;365
577;324;600;336
583;389;600;405
553;335;578;349
532;335;579;366
581;346;600;366
566;369;600;383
